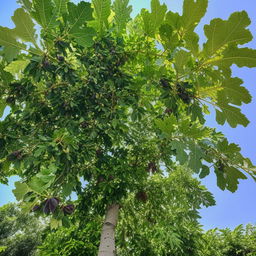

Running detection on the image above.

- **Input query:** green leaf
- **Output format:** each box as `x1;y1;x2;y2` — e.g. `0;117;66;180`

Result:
203;11;252;56
159;24;179;50
92;0;111;32
219;77;252;106
209;46;256;68
31;0;57;29
0;101;7;118
187;103;205;124
0;64;13;85
18;0;32;11
216;94;249;127
2;46;20;62
67;2;94;32
155;116;177;136
188;143;204;173
181;0;208;33
0;27;26;55
28;168;56;193
170;140;188;165
165;11;181;29
216;139;241;155
50;217;62;229
4;60;30;75
184;32;199;56
12;181;30;201
199;165;210;178
12;8;37;45
53;0;68;17
62;183;73;197
225;167;247;192
173;50;190;74
141;0;167;37
112;0;132;33
70;26;96;47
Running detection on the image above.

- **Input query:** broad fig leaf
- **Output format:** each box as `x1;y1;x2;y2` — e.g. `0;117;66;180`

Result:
219;77;252;106
174;50;191;74
0;65;13;85
199;165;210;178
0;27;26;55
170;140;188;165
4;60;30;75
184;32;199;56
159;24;179;50
18;0;32;11
70;26;96;47
112;0;132;33
216;139;241;155
92;0;111;32
187;103;205;124
67;1;94;32
141;0;167;37
217;166;247;192
209;46;256;68
165;11;181;29
2;46;20;62
216;103;249;128
188;143;204;173
181;0;208;33
12;8;37;45
226;167;247;192
31;0;57;29
203;11;252;56
13;181;30;201
53;0;68;17
155;115;177;136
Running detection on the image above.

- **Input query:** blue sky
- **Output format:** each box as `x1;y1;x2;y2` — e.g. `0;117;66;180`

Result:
0;0;256;230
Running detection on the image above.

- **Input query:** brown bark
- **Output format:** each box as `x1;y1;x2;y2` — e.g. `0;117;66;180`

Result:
98;203;120;256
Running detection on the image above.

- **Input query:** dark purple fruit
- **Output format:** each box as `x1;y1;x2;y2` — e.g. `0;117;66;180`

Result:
32;204;41;212
164;108;173;115
160;78;170;89
108;175;114;181
57;55;65;62
97;175;105;184
62;204;75;215
80;121;89;128
147;162;157;173
42;59;50;69
6;96;15;104
136;191;148;203
96;148;103;157
7;150;23;161
43;197;60;214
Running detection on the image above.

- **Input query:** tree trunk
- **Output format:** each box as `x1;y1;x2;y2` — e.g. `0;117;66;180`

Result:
98;203;120;256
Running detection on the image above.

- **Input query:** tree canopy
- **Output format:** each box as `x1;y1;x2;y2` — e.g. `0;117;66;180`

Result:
0;0;256;254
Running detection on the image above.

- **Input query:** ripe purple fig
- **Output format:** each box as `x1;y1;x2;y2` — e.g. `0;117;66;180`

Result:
43;197;59;214
7;150;23;161
32;204;41;212
57;55;65;62
62;204;75;215
147;162;157;173
136;191;148;203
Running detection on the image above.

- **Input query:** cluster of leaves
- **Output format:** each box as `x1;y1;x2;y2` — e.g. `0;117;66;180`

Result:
0;203;46;256
37;167;215;256
0;0;255;233
200;224;256;256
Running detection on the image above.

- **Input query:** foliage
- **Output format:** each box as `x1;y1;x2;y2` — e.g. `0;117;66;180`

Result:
200;224;256;256
38;168;215;256
0;0;256;252
0;203;46;256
